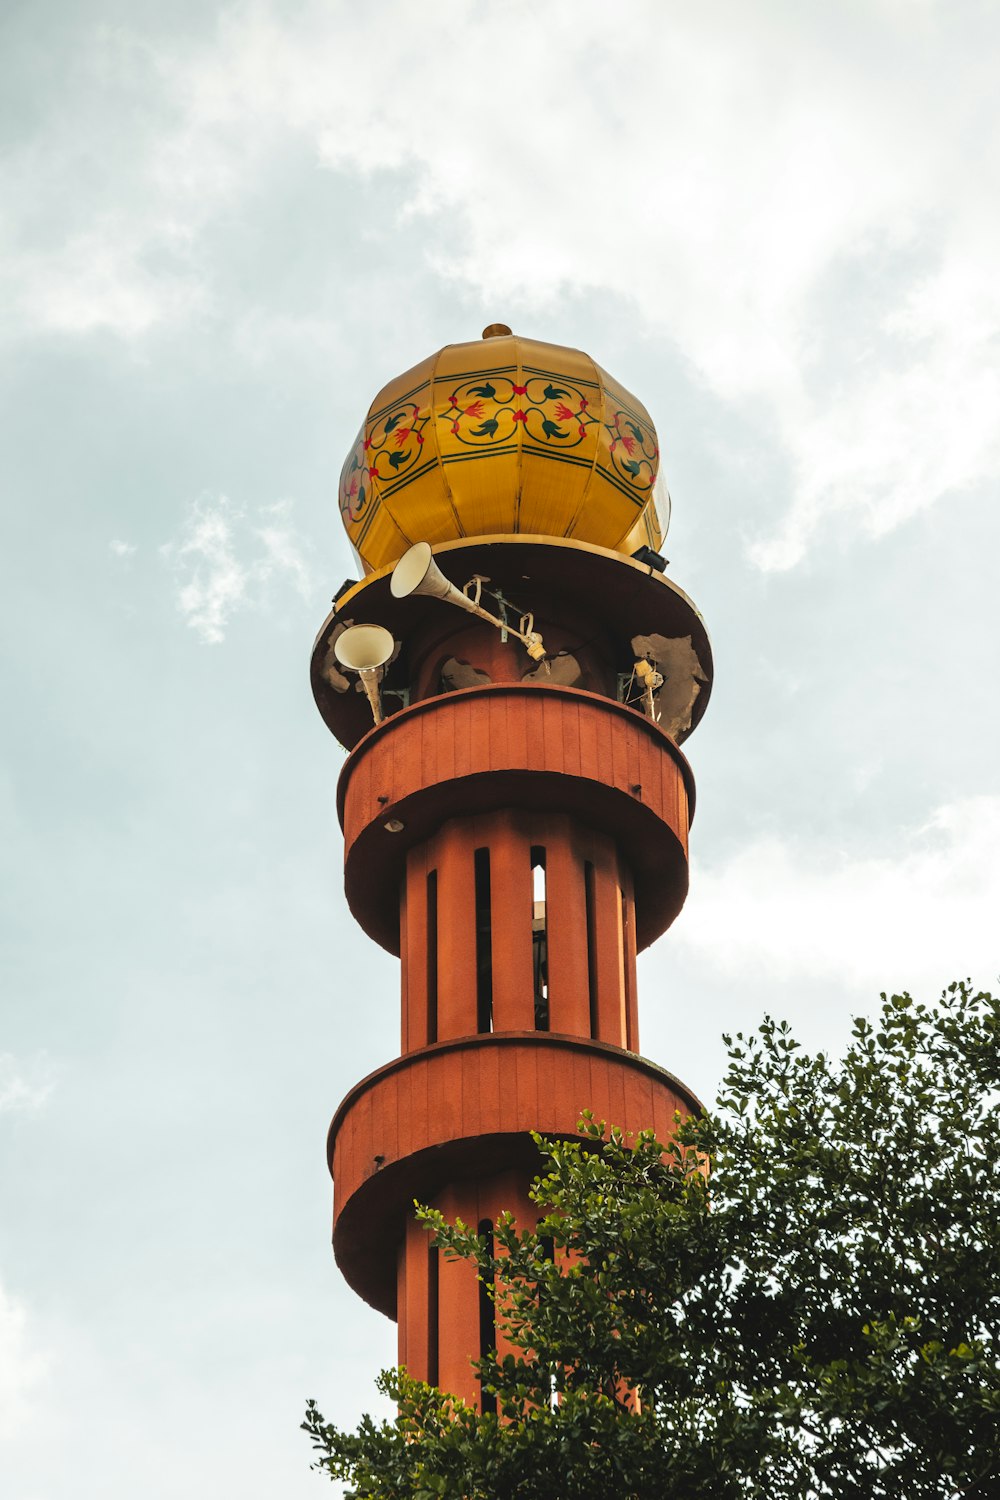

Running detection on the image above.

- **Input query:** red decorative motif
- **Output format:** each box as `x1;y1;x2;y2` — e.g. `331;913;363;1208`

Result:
441;374;602;452
342;399;432;518
339;366;662;539
339;399;432;528
605;407;658;492
439;373;659;497
339;424;369;526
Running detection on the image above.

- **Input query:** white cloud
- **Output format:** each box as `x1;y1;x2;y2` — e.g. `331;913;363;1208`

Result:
675;796;1000;995
752;236;1000;570
110;539;137;558
0;1280;47;1442
161;495;314;643
11;228;206;340
0;1054;53;1114
156;0;997;571
5;2;998;564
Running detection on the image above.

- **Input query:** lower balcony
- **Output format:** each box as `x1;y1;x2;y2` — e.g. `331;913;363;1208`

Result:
328;1031;700;1318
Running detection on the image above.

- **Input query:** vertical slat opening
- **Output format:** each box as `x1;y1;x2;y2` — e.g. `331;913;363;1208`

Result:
426;869;438;1046
427;1242;439;1388
530;846;549;1031
477;1219;497;1415
536;1225;557;1408
474;848;493;1034
621;887;633;1051
584;860;599;1040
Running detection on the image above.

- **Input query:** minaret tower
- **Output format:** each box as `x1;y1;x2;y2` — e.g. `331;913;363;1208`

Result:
312;327;713;1408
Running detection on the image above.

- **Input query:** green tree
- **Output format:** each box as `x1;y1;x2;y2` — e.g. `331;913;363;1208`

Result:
304;983;1000;1498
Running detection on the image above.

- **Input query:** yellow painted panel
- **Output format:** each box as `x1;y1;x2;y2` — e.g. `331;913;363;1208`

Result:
433;342;521;535
339;334;665;573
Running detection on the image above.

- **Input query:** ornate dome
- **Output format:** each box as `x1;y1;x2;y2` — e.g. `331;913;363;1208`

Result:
338;328;667;574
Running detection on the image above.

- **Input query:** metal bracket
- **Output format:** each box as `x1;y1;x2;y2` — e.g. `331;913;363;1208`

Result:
490;586;511;643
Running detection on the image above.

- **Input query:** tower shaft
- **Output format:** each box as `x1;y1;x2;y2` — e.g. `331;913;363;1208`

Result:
314;331;713;1410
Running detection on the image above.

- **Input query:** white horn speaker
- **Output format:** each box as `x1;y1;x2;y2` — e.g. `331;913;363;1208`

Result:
334;623;395;673
390;540;548;663
334;623;395;726
390;541;477;614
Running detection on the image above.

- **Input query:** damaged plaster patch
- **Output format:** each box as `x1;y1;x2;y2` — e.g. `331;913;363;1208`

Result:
632;633;709;740
440;657;492;691
523;652;582;688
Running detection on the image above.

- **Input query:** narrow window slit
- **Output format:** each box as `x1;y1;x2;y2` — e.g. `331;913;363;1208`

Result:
426;870;438;1046
585;860;599;1039
621;886;636;1052
477;1219;497;1415
535;1226;557;1408
474;849;493;1033
530;847;549;1031
427;1242;439;1387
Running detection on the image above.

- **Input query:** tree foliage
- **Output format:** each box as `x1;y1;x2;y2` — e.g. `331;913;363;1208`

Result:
304;983;1000;1497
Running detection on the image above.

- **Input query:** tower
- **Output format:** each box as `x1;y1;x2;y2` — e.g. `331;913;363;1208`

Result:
312;328;713;1407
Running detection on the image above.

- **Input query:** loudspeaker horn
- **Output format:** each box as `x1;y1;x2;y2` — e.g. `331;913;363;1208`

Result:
390;541;547;667
334;623;396;726
390;541;478;616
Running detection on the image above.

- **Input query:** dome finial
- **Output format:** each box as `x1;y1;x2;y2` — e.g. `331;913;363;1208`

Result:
481;323;513;339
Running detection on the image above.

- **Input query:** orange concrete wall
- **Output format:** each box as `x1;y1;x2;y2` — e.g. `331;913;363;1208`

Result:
332;1038;692;1217
338;685;692;956
329;653;699;1406
341;687;690;864
329;1034;699;1322
401;811;637;1051
397;1167;537;1408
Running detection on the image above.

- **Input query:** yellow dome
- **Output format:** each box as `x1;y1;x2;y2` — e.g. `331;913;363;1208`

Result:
338;329;666;574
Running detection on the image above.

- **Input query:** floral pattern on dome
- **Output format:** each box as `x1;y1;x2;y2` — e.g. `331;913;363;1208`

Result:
366;400;432;484
605;407;658;495
441;374;601;451
339;424;370;527
339;400;433;527
337;346;665;573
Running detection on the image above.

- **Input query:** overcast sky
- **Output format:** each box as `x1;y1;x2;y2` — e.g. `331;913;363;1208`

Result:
2;2;998;1496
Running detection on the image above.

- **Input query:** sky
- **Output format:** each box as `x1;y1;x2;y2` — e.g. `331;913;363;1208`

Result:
1;1;998;1495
